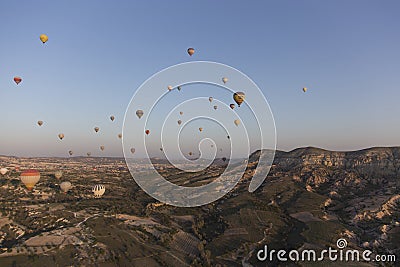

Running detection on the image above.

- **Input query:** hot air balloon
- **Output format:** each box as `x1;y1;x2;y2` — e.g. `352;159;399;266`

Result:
189;152;193;156
209;97;213;103
227;135;230;139
303;87;307;92
230;104;235;109
130;148;136;154
167;85;173;91
60;181;72;193
187;48;195;56
0;168;8;175
87;152;91;157
37;121;43;126
145;130;150;135
222;77;228;84
92;184;105;198
160;147;163;151
177;86;182;91
199;127;203;132
180;111;183;115
214;105;218;110
58;134;64;140
14;77;22;85
136;110;144;119
100;146;105;151
110;116;115;122
233;92;245;107
234;119;240;126
177;120;182;125
118;133;122;139
68;150;73;156
20;170;40;190
222;157;227;162
39;34;48;44
54;171;63;180
94;127;99;133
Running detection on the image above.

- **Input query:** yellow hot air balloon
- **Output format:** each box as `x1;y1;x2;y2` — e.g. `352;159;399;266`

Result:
54;171;63;180
233;92;245;107
222;77;228;84
39;34;48;44
303;87;307;92
234;119;240;126
20;170;40;190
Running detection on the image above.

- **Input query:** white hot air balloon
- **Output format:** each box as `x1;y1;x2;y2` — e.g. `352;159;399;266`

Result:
0;168;8;175
60;181;72;193
92;184;106;198
54;171;63;180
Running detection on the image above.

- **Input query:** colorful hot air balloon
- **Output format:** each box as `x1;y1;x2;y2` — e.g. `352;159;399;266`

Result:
187;48;195;56
68;150;73;156
234;119;240;126
178;120;182;125
199;127;203;132
136;110;144;119
100;146;105;151
130;148;136;154
230;104;235;109
37;121;43;126
60;181;72;193
20;170;40;190
303;87;307;92
209;97;213;103
145;130;150;135
39;34;48;44
14;77;22;85
110;115;115;122
94;127;99;133
58;134;65;140
92;184;106;198
118;133;122;139
0;168;8;175
233;92;245;107
214;105;218;110
167;85;173;91
222;77;228;84
54;171;63;180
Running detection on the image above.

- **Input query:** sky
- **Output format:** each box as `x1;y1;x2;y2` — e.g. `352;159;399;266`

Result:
0;0;400;157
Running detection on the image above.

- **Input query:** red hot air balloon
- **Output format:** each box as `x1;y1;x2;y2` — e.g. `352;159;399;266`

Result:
14;77;22;85
145;130;150;135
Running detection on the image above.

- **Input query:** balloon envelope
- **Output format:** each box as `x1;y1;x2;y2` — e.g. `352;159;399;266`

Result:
110;116;115;121
187;48;195;56
60;181;72;193
58;134;64;140
177;120;182;125
100;146;105;151
214;105;218;110
0;168;8;175
94;127;99;133
92;184;106;198
14;77;22;85
233;92;245;106
37;121;43;126
136;110;144;119
54;171;63;180
39;34;48;43
230;104;235;109
20;170;40;190
234;119;240;126
130;148;136;154
145;130;150;135
303;87;307;92
222;77;228;84
209;97;213;103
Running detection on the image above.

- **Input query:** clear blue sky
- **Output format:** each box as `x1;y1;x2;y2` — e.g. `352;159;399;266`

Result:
0;0;399;157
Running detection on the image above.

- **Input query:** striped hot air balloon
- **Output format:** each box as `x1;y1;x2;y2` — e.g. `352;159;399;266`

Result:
20;170;40;190
92;184;106;198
